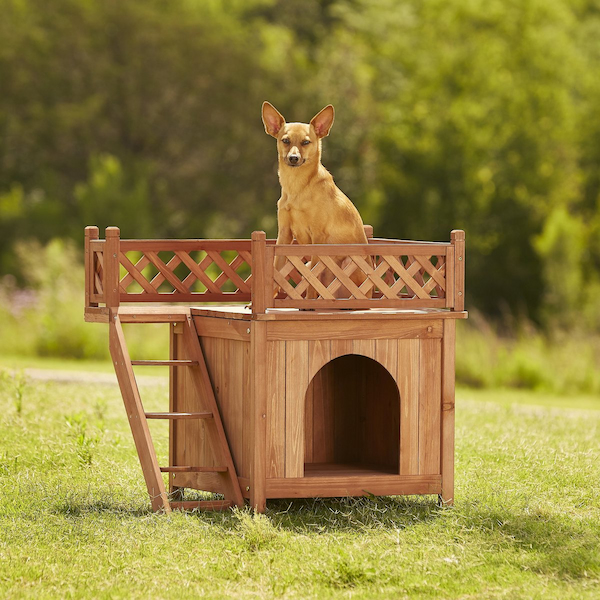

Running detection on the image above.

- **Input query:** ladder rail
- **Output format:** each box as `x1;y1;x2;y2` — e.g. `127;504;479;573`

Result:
109;314;171;513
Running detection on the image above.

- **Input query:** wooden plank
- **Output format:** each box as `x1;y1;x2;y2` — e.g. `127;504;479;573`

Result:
84;307;110;323
145;412;212;419
285;340;309;478
445;246;455;309
85;226;99;309
255;309;469;322
228;338;247;479
193;316;250;342
169;322;180;498
109;313;169;513
190;306;252;320
440;319;456;505
419;338;442;475
265;474;442;499
308;339;332;382
182;319;245;507
160;466;227;473
376;339;398;382
306;340;332;465
251;231;268;314
250;321;268;510
132;360;198;367
330;338;354;359
117;306;191;322
88;239;105;251
273;243;449;256
266;341;286;478
451;230;465;311
119;292;252;304
268;319;442;342
273;298;447;310
104;228;121;309
120;239;253;252
398;339;420;475
353;339;376;361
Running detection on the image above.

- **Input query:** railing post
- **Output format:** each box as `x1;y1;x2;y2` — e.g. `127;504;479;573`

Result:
364;224;374;240
85;226;99;309
251;231;268;315
451;230;465;311
105;227;121;310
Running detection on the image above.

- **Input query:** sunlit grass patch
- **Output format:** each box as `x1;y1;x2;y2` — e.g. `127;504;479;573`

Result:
0;374;598;599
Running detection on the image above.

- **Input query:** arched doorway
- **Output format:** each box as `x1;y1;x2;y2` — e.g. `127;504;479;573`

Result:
304;354;400;476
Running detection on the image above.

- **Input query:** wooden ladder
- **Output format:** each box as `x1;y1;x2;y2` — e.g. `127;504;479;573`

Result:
108;311;244;513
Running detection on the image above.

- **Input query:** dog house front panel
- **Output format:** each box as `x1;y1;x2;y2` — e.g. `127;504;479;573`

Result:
264;319;443;483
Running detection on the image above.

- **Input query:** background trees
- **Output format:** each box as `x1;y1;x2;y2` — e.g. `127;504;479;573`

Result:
1;0;599;328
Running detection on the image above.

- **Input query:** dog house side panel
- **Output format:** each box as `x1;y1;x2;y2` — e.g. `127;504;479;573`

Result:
171;331;251;494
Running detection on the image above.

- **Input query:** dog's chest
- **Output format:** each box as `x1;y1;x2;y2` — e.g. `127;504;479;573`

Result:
281;195;321;241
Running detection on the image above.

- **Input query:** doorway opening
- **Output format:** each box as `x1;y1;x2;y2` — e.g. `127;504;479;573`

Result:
304;354;400;477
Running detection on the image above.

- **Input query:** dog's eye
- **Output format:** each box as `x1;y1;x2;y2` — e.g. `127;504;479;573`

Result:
301;140;311;146
282;138;290;145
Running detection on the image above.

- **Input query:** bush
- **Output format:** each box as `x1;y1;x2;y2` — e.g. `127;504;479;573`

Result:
456;312;600;395
0;239;108;360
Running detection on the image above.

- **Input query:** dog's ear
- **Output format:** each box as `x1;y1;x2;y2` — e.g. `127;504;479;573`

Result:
310;105;335;138
262;102;285;138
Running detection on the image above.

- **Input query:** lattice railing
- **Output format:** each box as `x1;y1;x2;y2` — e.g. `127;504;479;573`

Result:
262;237;462;311
85;227;465;313
85;227;253;307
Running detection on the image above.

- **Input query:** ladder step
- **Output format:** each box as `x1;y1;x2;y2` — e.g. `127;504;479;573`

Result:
160;466;228;473
145;411;213;420
131;360;199;367
170;500;233;512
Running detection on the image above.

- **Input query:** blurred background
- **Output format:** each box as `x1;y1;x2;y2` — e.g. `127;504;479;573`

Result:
1;0;599;394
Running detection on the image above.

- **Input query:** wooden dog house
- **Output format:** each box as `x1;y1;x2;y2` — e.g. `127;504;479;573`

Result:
84;226;466;513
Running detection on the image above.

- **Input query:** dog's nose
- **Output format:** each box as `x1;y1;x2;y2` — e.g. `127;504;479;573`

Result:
288;154;300;164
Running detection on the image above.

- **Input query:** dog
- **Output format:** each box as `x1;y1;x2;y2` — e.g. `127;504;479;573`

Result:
261;101;370;299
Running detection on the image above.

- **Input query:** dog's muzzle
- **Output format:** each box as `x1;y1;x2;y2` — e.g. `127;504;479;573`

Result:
285;154;304;167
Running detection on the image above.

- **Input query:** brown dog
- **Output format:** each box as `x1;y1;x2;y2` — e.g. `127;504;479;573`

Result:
261;101;369;298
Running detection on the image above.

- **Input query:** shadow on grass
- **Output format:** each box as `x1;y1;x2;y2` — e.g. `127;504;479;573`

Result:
457;502;600;581
49;491;599;581
265;495;443;532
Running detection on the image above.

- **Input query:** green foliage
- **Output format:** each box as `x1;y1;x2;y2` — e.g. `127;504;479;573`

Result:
456;313;600;394
0;0;600;327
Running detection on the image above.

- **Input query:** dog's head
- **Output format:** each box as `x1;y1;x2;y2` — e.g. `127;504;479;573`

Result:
262;102;334;168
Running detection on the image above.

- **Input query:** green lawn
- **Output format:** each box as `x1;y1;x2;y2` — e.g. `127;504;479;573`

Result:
0;364;598;599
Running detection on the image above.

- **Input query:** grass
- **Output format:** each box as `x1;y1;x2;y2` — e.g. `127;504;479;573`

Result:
0;364;598;599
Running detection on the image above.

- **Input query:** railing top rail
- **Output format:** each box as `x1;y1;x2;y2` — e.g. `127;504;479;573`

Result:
272;242;451;256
